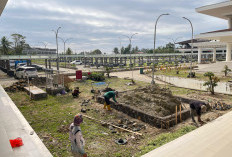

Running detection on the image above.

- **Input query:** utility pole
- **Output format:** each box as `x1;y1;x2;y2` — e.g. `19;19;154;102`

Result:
151;13;169;85
52;27;61;71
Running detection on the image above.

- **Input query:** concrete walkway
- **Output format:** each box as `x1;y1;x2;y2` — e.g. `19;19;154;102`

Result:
142;110;232;157
196;61;232;75
0;85;52;157
111;70;164;84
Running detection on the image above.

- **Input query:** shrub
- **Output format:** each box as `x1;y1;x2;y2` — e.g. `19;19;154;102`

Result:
88;72;105;81
203;72;220;95
222;65;231;76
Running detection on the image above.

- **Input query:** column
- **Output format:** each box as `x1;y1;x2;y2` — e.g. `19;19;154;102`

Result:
49;59;51;69
198;47;202;64
45;59;48;69
213;48;216;62
226;43;232;62
229;17;232;29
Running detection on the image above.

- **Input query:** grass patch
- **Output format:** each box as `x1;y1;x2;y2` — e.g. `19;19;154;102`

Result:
135;125;197;156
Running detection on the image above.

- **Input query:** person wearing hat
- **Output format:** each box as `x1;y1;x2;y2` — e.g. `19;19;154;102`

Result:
190;101;207;124
103;91;118;111
69;114;87;157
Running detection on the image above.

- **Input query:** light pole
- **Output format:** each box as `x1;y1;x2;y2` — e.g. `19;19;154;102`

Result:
168;37;182;53
52;27;61;71
59;37;72;68
119;37;122;54
151;13;169;85
123;33;138;82
183;17;193;78
59;37;72;55
39;42;48;49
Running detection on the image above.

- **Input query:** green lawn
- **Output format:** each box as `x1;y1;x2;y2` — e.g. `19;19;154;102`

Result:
8;78;199;157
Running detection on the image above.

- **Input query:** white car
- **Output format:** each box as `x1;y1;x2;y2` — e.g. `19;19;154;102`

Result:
15;66;38;79
16;63;27;69
70;60;82;65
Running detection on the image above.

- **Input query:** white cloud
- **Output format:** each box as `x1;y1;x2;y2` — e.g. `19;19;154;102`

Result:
1;0;230;53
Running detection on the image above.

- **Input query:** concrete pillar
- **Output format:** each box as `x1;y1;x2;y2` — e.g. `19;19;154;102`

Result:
45;59;48;69
213;48;216;62
198;48;202;64
6;60;10;72
226;43;232;62
49;59;51;69
229;18;232;29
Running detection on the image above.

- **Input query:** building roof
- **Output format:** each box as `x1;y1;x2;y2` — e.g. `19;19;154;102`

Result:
196;0;232;20
176;39;210;45
0;0;8;16
195;29;232;42
201;29;232;34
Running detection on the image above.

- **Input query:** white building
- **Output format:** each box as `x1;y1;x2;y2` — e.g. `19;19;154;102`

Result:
195;0;232;63
22;48;57;55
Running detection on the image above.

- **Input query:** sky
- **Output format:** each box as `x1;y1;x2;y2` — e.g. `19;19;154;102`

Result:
0;0;228;54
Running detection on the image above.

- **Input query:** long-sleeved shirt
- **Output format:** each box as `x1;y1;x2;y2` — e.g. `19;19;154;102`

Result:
104;91;117;103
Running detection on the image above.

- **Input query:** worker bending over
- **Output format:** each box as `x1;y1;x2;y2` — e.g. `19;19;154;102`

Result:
190;101;207;124
103;91;118;111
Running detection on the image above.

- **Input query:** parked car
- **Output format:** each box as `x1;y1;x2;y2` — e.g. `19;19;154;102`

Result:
16;63;27;69
10;60;16;68
15;66;38;79
29;64;44;71
70;60;82;65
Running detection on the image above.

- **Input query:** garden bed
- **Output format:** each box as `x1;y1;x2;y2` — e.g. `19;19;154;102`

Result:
97;85;194;128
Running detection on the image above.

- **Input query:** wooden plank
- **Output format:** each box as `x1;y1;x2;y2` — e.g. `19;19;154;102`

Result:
83;114;142;136
175;106;178;125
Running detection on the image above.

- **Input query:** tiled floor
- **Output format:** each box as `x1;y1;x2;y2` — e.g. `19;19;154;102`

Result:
0;85;52;157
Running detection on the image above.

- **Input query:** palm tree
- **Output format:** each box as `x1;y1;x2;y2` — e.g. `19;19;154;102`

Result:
0;36;12;55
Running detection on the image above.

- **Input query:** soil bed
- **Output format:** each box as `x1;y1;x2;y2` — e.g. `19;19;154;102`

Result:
118;85;181;117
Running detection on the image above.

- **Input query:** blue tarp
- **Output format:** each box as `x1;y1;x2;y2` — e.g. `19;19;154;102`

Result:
15;60;27;69
94;82;106;86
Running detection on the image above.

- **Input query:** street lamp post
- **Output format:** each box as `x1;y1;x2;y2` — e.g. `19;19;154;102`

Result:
39;42;48;49
52;27;61;71
183;17;193;78
168;37;182;53
151;13;169;85
59;37;72;68
123;33;138;82
58;37;72;55
119;37;122;54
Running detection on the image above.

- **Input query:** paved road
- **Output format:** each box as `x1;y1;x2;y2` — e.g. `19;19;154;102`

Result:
196;61;232;75
111;70;164;84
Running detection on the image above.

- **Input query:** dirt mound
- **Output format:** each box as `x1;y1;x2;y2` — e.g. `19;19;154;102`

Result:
118;85;181;117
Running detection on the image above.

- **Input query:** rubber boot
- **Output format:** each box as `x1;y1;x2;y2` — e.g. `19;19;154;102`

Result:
103;102;107;109
107;105;112;111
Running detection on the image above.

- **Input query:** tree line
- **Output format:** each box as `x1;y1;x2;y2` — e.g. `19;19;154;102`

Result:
0;34;29;55
0;34;180;56
113;42;179;54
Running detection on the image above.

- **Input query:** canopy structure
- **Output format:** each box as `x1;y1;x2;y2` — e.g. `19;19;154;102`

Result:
195;0;232;62
0;0;8;16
